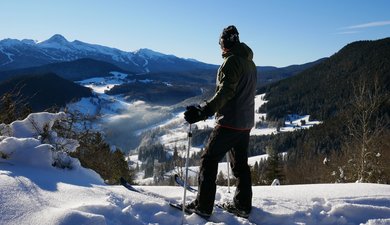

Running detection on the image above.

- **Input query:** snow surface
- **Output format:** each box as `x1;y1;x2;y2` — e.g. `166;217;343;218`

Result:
1;113;390;225
77;71;129;94
1;162;390;225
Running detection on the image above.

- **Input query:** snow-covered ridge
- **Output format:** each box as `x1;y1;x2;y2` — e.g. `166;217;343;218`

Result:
134;48;172;59
36;34;140;62
0;34;208;74
35;35;170;59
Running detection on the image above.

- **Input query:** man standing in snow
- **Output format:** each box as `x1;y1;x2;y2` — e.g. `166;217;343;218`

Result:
184;25;257;218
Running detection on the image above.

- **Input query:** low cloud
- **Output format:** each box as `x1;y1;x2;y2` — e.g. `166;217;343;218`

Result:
101;101;172;151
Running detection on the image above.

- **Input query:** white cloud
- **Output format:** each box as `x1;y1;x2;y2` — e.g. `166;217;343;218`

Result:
342;20;390;30
336;30;360;35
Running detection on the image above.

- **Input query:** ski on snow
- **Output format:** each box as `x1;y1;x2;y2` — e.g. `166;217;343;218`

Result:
119;177;192;214
174;174;198;193
173;174;252;219
120;177;251;221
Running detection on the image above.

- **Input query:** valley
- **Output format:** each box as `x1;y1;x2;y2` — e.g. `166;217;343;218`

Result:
1;35;389;186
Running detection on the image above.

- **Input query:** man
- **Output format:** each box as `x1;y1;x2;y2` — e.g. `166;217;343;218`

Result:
184;25;257;218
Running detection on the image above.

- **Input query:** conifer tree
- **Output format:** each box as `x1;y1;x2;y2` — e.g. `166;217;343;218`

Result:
251;161;260;185
265;146;284;184
0;88;31;124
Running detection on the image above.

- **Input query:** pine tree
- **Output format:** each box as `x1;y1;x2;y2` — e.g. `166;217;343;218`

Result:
70;132;133;184
251;161;260;185
0;89;31;124
265;146;284;184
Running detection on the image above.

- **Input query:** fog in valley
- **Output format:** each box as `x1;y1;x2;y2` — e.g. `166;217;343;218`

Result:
100;100;173;152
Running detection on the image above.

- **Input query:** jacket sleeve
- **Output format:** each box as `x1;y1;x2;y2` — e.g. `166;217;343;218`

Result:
207;56;241;113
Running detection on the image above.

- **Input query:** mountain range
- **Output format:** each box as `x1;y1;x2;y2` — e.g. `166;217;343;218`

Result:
0;34;324;110
0;34;322;85
0;34;215;74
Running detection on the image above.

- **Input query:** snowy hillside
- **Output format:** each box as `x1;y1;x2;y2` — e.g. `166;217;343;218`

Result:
129;93;321;183
1;111;389;225
67;73;174;150
153;94;321;149
67;75;323;184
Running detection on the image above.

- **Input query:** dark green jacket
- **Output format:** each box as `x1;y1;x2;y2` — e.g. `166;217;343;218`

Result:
206;42;257;130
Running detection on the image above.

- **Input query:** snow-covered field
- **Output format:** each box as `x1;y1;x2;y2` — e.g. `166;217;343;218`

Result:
1;161;390;225
1;112;389;225
77;71;129;94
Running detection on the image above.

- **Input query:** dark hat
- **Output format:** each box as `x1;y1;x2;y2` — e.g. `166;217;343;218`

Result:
219;25;240;49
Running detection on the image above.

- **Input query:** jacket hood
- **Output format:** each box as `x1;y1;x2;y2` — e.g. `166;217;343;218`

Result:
223;42;253;60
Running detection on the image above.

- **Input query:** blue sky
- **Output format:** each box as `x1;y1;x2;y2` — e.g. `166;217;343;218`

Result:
1;0;389;67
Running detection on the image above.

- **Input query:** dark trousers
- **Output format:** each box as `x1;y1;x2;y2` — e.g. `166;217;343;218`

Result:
196;126;252;213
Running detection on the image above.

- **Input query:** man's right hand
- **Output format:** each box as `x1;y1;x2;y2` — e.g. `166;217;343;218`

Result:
184;105;212;124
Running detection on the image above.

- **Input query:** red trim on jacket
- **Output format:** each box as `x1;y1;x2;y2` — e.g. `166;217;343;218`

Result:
216;124;252;131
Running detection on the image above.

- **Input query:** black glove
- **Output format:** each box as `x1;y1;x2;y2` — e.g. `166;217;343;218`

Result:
184;104;213;124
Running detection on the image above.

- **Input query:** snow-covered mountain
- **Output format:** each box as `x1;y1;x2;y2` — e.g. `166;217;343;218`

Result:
0;34;216;73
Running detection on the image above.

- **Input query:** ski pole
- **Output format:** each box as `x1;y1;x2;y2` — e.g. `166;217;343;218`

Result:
227;153;231;193
182;124;192;218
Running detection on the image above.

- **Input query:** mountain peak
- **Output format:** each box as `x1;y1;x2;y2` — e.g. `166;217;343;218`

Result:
37;34;71;49
134;48;167;59
45;34;69;44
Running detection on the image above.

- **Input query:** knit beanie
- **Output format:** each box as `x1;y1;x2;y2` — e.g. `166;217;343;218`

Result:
219;25;240;49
